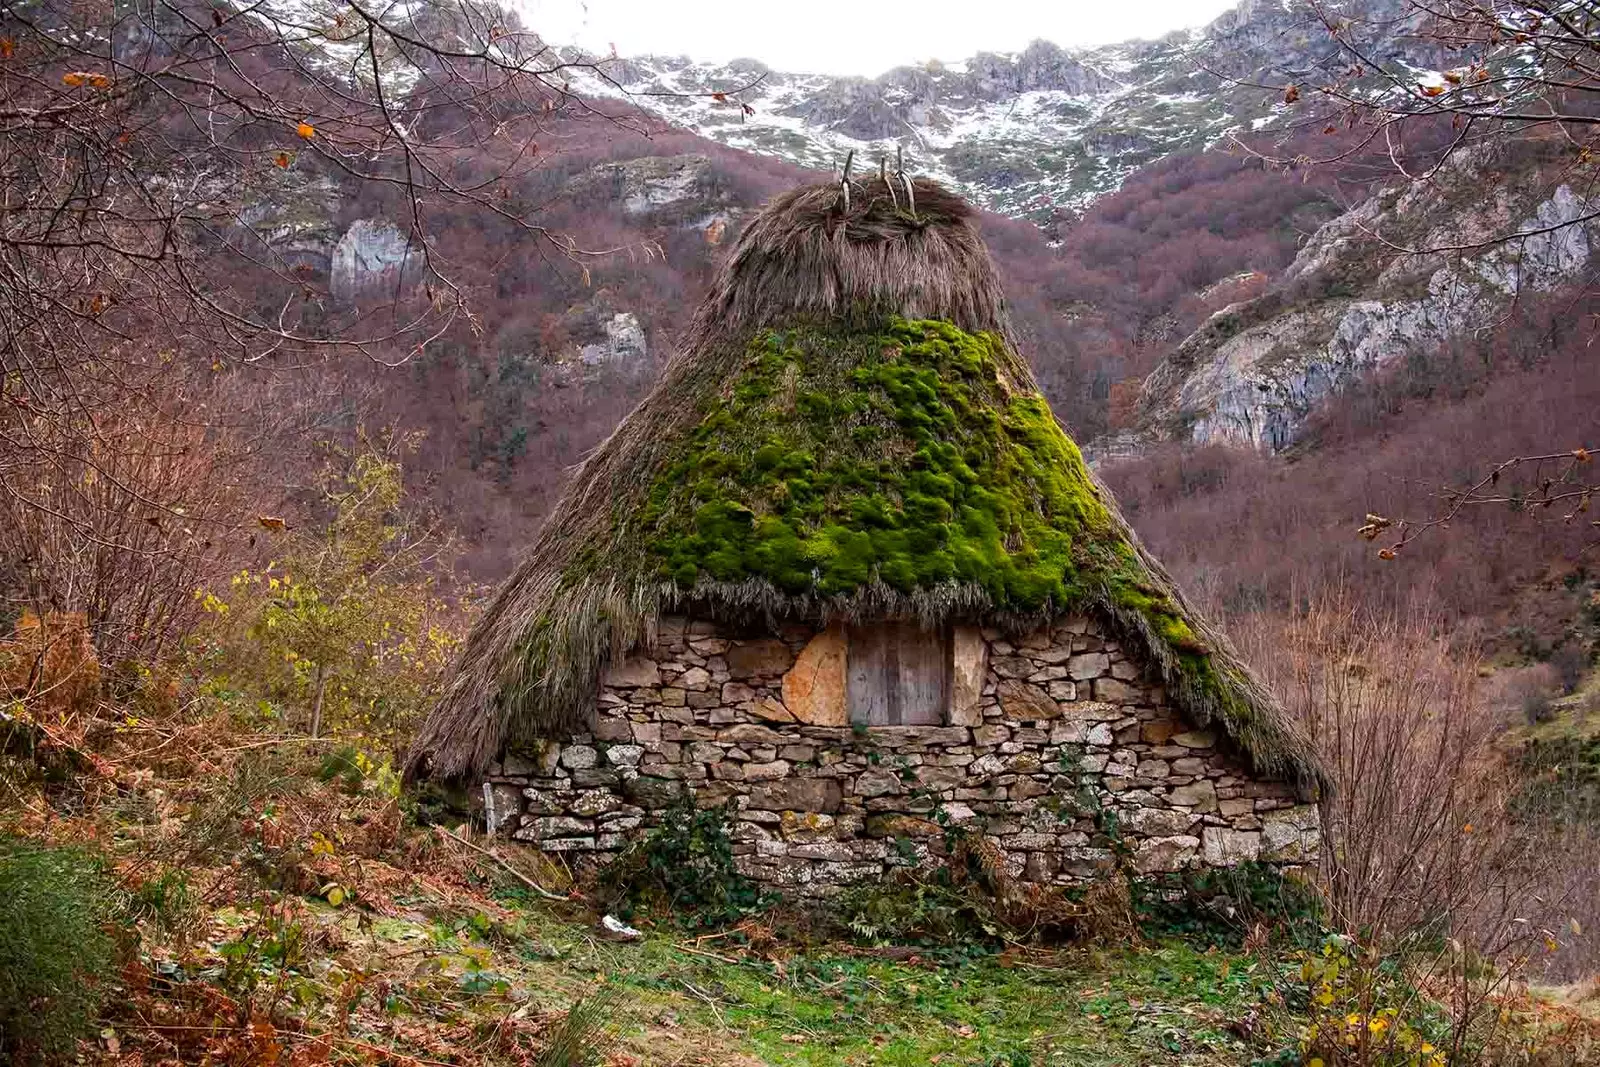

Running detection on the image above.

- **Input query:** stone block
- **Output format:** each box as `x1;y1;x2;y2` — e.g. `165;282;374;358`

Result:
679;667;712;691
779;811;837;841
973;723;1012;746
1133;834;1201;873
991;656;1034;679
782;625;849;726
1094;678;1142;703
1172;731;1217;750
1067;652;1110;680
743;760;792;782
592;716;633;742
726;638;795;679
998;678;1059;722
718;723;785;745
746;698;795;723
779;745;816;762
1261;805;1321;862
721;682;759;704
570;789;623;817
1110;659;1142;681
1202;827;1262;866
1126;808;1197;837
746;778;843;813
950;625;988;726
855;768;903;797
603;656;660;687
560;745;599;770
864;813;941;838
606;744;644;766
1168;779;1218;813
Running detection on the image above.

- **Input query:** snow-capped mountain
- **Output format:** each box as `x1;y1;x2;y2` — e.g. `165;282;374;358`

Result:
567;0;1428;222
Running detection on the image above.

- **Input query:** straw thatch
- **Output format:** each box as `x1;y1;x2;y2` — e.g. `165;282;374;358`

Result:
406;176;1324;796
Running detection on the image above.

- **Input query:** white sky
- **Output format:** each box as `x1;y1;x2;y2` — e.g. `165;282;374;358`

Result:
520;0;1243;76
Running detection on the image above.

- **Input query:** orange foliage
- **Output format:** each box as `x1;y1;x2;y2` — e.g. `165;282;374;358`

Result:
0;610;101;713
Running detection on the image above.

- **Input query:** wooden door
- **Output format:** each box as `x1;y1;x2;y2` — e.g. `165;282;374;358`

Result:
847;622;949;726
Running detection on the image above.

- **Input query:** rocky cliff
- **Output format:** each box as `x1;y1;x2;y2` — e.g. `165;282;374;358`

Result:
1120;144;1596;453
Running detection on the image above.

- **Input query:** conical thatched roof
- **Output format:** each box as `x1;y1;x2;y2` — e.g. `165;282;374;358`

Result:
407;177;1323;794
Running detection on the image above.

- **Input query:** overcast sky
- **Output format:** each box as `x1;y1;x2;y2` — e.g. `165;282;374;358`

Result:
520;0;1243;77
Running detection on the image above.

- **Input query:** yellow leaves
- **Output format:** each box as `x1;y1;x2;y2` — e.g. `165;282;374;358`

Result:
258;515;287;530
274;151;292;169
309;831;336;856
296;121;315;139
1575;447;1592;463
1419;82;1447;97
1358;513;1392;540
63;71;109;88
1378;547;1397;561
1462;822;1474;833
321;883;346;906
0;37;15;59
1284;84;1300;104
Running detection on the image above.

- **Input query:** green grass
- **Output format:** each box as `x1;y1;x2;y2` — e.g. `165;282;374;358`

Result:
468;896;1284;1066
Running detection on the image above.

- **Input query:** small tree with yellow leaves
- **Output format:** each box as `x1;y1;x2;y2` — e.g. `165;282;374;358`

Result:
197;433;468;748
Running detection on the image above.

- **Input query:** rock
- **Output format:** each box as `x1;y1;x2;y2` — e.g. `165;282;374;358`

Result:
782;625;849;726
624;776;685;809
1172;731;1217;749
779;811;837;841
998;678;1059;721
606;744;644;766
854;769;903;797
1202;827;1262;866
746;778;843;813
560;745;599;770
593;718;632;743
717;723;785;745
579;312;649;368
721;682;758;704
973;723;1012;746
1168;779;1218;812
1067;652;1110;680
1133;834;1201;873
949;626;988;726
571;789;623;817
679;667;712;691
1261;805;1321;861
331;218;416;301
1127;808;1197;837
743;760;792;781
865;813;942;838
745;698;796;723
603;657;660;687
726;638;795;678
1094;678;1142;703
1141;721;1178;745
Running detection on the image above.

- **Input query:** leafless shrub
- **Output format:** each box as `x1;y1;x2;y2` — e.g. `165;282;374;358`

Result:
1237;592;1600;1057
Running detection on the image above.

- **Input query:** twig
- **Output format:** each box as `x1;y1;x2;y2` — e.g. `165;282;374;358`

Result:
676;978;728;1029
432;825;567;901
674;943;740;964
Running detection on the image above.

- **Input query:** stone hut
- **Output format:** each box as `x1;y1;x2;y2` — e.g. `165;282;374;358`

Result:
405;176;1324;894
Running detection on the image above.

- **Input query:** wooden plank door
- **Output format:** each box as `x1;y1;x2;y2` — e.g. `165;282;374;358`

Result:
847;622;949;726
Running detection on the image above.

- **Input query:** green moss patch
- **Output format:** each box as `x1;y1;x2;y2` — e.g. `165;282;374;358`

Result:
632;318;1194;637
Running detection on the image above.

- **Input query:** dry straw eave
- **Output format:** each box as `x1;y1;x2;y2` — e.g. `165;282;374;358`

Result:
405;176;1325;797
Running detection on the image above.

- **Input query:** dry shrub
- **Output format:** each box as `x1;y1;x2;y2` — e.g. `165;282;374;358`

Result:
1237;593;1600;1061
0;611;100;715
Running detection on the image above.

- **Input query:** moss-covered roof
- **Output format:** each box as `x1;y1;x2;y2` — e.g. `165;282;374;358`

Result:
406;177;1323;795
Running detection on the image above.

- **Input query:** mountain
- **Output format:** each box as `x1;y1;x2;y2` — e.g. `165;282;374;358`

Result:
566;0;1429;223
1118;141;1600;455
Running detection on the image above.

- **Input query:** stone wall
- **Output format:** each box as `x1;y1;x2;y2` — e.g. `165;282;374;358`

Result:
481;614;1320;895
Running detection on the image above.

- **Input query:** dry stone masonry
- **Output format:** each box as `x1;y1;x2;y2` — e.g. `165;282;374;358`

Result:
482;614;1320;895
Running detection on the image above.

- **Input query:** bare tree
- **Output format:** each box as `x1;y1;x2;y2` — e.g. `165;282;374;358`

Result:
0;0;740;649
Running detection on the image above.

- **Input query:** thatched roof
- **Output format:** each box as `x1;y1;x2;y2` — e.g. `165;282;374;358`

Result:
406;177;1323;795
